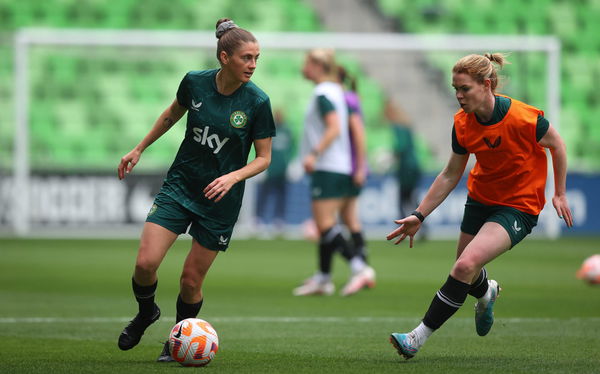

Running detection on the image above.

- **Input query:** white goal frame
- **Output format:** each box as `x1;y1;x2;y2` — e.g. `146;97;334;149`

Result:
12;28;561;236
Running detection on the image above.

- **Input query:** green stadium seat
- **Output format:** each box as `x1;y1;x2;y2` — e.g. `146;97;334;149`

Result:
523;18;548;35
0;3;14;29
560;106;583;155
288;3;321;31
1;0;326;171
374;0;599;170
548;3;578;40
564;54;595;98
586;108;600;142
101;0;136;29
14;0;598;172
377;0;407;16
488;16;518;34
9;1;38;28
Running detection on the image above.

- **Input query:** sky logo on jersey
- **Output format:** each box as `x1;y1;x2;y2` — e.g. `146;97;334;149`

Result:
230;111;248;128
192;126;229;154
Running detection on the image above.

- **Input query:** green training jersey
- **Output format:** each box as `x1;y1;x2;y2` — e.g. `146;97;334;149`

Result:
160;69;275;225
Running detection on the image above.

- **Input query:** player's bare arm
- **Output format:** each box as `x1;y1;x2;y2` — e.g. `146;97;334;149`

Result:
387;152;469;247
538;124;573;227
348;112;367;186
303;111;340;173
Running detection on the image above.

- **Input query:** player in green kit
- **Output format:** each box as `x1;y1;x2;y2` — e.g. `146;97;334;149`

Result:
116;18;275;362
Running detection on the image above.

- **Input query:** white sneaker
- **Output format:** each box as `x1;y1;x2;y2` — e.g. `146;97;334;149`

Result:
341;266;376;296
292;276;335;296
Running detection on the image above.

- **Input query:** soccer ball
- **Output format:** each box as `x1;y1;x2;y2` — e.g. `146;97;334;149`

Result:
168;318;219;367
576;254;600;285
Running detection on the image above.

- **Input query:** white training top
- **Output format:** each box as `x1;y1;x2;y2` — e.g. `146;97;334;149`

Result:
301;81;352;175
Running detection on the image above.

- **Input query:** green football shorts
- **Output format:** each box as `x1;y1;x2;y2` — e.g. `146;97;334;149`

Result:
460;196;539;248
146;192;234;251
310;170;361;200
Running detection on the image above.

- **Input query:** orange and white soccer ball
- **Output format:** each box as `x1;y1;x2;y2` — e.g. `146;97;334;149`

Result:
168;318;219;367
576;254;600;285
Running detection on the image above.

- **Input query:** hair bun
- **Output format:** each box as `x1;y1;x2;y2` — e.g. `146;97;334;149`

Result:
484;52;507;66
216;19;238;39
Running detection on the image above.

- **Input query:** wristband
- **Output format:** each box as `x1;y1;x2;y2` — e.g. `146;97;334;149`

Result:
310;148;320;157
411;210;425;222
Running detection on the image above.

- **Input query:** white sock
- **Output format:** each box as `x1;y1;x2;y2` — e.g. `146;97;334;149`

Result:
478;282;492;304
350;256;367;274
315;272;331;283
412;322;434;348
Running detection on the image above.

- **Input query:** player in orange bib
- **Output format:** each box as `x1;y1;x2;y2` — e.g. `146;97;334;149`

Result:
386;53;573;360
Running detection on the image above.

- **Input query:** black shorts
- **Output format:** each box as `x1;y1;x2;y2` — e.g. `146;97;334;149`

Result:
145;192;234;251
460;196;539;248
310;170;361;200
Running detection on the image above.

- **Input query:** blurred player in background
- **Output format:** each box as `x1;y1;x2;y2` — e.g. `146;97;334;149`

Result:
337;65;376;296
255;108;294;237
293;49;373;297
385;99;425;236
116;18;275;361
387;53;573;359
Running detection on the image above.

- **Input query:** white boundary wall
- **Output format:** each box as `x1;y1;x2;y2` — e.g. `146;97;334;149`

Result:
12;29;561;237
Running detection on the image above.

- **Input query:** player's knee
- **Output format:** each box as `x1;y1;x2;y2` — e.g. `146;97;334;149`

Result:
180;273;204;296
135;257;159;277
452;258;478;280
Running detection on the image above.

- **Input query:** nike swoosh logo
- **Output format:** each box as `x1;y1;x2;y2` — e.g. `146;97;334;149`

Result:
174;323;183;338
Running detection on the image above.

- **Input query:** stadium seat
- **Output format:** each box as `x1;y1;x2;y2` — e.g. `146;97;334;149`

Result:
1;0;329;171
7;0;596;172
374;0;599;171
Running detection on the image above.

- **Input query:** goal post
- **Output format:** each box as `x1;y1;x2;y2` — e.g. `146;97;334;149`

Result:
11;28;561;237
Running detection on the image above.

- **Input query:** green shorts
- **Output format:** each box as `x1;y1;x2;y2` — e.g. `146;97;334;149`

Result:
146;192;233;251
310;170;361;200
460;196;539;248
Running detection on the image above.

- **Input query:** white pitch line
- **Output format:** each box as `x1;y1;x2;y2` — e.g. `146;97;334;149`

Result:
0;316;598;324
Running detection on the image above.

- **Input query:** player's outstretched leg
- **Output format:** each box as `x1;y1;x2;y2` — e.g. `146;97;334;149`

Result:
118;304;161;350
157;340;174;362
475;279;500;336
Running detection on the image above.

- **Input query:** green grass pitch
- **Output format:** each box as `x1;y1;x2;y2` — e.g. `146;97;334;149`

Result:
1;237;599;373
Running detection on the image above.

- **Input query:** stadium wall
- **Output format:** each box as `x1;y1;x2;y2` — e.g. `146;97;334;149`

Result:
0;173;596;239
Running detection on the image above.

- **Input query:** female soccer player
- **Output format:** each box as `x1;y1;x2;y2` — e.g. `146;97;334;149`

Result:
387;53;573;359
116;18;275;361
337;65;376;296
293;49;373;296
385;99;423;220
